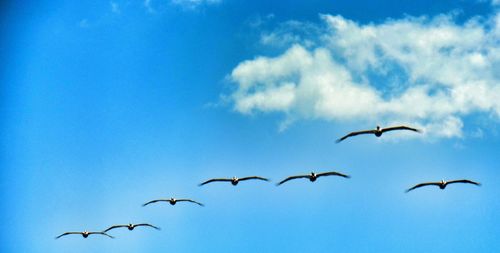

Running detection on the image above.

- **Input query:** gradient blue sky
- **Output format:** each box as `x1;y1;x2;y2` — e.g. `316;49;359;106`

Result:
2;1;500;252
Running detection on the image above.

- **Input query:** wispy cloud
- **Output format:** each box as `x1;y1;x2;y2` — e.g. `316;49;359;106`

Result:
171;0;222;9
144;0;221;12
78;19;90;28
110;1;120;14
227;11;500;139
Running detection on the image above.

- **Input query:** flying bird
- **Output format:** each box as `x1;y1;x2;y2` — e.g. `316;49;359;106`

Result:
406;179;481;193
336;125;421;143
199;176;269;186
143;197;204;207
104;223;160;232
277;171;350;186
55;231;114;239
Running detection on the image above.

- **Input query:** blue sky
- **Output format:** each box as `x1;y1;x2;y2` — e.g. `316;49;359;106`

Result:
1;0;500;252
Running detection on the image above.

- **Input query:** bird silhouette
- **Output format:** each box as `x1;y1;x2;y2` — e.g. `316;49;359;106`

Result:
143;197;204;207
199;176;269;186
336;125;421;143
103;223;160;232
277;171;350;185
55;231;114;239
406;179;481;192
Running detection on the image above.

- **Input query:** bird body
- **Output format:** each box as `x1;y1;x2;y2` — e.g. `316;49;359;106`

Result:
406;179;480;192
55;230;114;239
336;125;421;143
277;171;350;186
199;176;269;186
143;197;204;207
104;223;160;232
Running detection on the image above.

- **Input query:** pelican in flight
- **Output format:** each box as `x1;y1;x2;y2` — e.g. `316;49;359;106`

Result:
277;171;350;186
336;125;421;143
406;179;481;192
104;223;160;232
143;197;204;207
199;176;269;186
55;230;114;239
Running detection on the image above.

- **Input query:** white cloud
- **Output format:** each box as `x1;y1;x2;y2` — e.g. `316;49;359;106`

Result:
144;0;220;12
228;12;500;139
110;1;120;14
78;19;90;28
171;0;221;9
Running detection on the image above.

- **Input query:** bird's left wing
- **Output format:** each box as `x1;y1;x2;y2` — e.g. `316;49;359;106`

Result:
239;176;270;182
382;125;421;133
89;232;114;238
135;223;161;230
316;171;350;178
447;179;481;186
177;199;204;206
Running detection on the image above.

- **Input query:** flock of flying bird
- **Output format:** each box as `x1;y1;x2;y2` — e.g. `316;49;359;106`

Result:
56;125;481;239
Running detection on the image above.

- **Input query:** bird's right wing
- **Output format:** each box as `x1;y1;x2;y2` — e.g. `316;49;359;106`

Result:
405;182;440;193
177;199;204;206
276;175;309;186
103;225;127;232
198;178;232;186
55;232;80;239
336;130;376;143
142;199;169;206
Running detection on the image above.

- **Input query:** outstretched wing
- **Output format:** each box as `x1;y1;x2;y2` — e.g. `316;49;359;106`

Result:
103;225;128;232
316;171;350;178
405;182;441;193
88;232;114;238
381;125;421;133
336;130;376;143
55;232;81;239
142;199;169;207
276;175;310;186
199;178;232;186
177;199;204;206
446;179;481;186
134;223;161;230
239;176;269;182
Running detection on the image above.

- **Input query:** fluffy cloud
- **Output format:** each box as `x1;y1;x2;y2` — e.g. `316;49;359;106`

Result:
228;12;500;138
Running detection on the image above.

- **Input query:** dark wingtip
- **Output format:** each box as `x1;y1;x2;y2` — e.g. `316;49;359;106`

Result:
335;139;342;143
